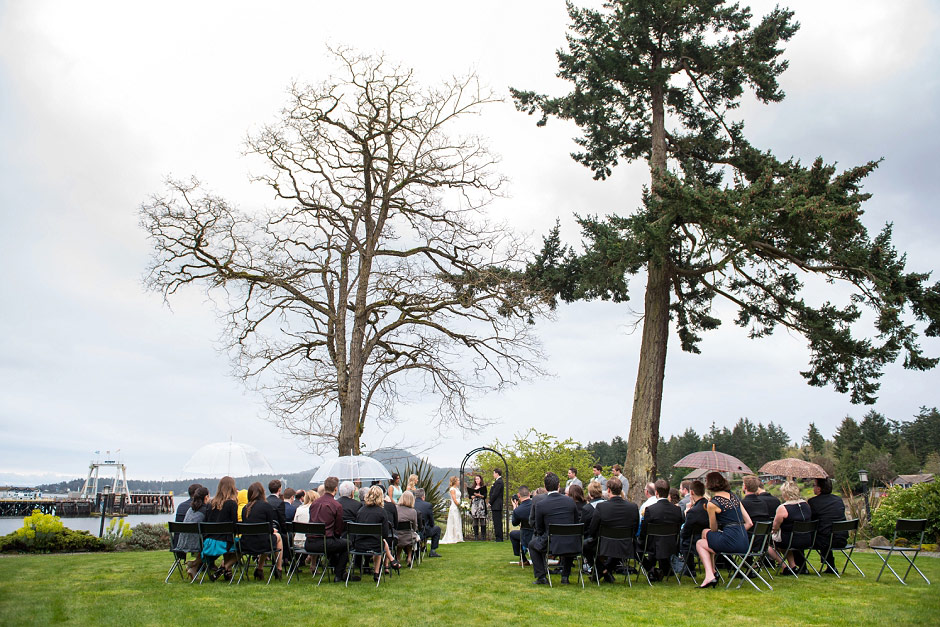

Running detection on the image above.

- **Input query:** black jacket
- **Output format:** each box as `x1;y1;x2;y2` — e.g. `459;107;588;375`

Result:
808;492;848;548
742;493;771;523
337;496;362;524
383;500;399;536
489;477;504;510
680;498;710;544
353;504;390;552
588;497;639;559
414;497;437;534
531;492;581;555
581;498;604;533
758;492;781;516
266;494;287;532
528;492;549;528
241;500;279;555
641;498;683;559
175;498;192;523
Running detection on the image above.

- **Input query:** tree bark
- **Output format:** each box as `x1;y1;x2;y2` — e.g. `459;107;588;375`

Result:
624;72;670;501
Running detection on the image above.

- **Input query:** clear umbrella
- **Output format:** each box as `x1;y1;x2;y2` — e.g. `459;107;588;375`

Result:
180;441;275;478
311;455;391;483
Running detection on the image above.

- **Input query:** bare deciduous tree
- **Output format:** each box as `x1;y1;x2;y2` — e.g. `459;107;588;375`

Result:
141;49;546;455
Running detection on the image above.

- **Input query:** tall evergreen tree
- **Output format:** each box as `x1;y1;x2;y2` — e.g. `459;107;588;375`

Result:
513;1;940;496
805;422;826;454
834;416;865;457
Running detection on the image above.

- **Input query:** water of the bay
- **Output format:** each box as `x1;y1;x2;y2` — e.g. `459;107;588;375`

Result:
0;496;183;536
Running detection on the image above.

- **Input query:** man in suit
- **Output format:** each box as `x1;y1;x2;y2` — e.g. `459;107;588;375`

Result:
756;479;781;516
175;483;202;522
610;464;630;500
565;467;583;492
677;480;692;514
640;479;683;580
282;488;297;521
489;468;505;542
509;486;533;565
529;472;580;585
337;481;362;523
591;464;607;491
267;479;289;568
307;476;359;582
808;477;847;573
528;486;549;528
413;488;441;557
588;476;639;583
679;480;709;573
742;476;771;523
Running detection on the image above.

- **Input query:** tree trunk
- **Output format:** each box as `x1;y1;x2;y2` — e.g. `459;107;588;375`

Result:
338;401;361;456
624;72;670;502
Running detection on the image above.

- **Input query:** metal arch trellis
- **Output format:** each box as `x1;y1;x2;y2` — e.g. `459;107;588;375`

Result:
459;446;509;541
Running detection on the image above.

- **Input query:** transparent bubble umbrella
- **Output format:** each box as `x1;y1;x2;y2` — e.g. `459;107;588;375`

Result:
180;441;275;479
311;455;391;483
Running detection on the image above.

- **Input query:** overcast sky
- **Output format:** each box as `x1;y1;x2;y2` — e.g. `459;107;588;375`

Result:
1;1;937;485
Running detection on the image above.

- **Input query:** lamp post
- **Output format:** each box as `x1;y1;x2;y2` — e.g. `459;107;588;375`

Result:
99;485;111;538
857;469;871;523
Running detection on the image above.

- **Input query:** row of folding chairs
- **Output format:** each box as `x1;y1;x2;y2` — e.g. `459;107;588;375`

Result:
523;516;929;591
168;518;426;588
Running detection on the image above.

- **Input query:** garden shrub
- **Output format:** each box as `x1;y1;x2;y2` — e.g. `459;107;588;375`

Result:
870;481;940;542
124;523;170;551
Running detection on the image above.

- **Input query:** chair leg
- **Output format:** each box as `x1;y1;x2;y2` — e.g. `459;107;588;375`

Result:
165;556;184;583
900;550;930;584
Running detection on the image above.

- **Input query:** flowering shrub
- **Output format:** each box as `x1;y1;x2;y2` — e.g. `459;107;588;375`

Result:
0;510;103;553
14;509;65;539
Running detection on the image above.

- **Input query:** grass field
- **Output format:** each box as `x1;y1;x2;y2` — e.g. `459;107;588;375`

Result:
0;542;937;626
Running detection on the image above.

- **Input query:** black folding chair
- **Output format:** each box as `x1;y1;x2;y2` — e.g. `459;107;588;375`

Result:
777;519;819;577
346;522;385;588
165;521;196;583
396;521;418;568
817;518;863;578
517;520;532;568
287;522;331;585
719;521;774;591
234;522;281;584
635;522;682;585
546;523;585;588
592;524;636;587
873;518;931;585
196;521;237;584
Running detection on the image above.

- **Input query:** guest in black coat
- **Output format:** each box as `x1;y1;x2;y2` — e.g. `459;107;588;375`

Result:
679;481;709;570
756;479;781;516
337;481;362;523
640;479;683;580
808;477;847;572
509;486;533;564
528;486;549;528
742;476;771;523
266;479;289;567
588;477;639;583
529;473;580;585
581;481;605;566
204;476;239;581
413;488;441;557
355;486;400;581
489;468;505;542
241;482;283;579
380;486;399;547
175;483;203;522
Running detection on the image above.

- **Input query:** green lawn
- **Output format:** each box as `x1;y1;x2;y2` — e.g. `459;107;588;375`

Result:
0;543;937;626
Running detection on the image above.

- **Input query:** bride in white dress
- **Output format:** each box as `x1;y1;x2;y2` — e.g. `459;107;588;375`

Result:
440;476;464;544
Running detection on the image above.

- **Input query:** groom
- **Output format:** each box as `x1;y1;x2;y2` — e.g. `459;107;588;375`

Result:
489;468;504;542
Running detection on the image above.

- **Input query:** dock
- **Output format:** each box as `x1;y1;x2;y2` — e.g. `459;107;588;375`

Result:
0;493;174;518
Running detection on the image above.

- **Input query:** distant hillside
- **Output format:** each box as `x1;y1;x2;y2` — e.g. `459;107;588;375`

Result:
34;448;460;495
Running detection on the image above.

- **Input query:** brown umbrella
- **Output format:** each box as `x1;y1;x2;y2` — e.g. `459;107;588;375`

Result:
673;450;753;474
759;458;829;479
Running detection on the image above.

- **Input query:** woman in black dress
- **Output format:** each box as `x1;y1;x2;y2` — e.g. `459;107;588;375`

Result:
204;476;239;581
768;480;812;574
467;474;487;540
240;481;283;580
355;486;400;582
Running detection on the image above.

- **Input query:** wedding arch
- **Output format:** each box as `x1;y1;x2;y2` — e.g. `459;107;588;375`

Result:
458;447;510;541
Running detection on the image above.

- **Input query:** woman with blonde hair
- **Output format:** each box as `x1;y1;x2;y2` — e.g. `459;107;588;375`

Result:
395;490;420;566
292;489;319;549
354;485;400;581
440;476;464;544
768;480;812;574
406;474;419;493
204;476;239;581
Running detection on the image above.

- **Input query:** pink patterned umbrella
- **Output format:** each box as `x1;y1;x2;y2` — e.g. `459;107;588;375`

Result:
673;450;753;474
759;458;829;479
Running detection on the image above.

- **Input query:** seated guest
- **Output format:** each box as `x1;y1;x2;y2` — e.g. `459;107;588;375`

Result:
640;479;683;581
175;483;203;522
694;472;753;588
742;475;771;523
355;485;400;581
241;481;284;580
528;486;549;528
756;478;781;515
639;482;658;517
569;483;588;521
669;488;680;506
358;486;369;502
283;488;297;521
395;490;420;566
808;477;847;574
293;490;305;507
588;477;639;583
413;488;442;557
307;476;359;582
337;481;362;523
768;480;812;574
204;476;239;581
236;489;248;522
529;472;579;585
678;480;708;571
267;479;289;567
178;486;209;580
581;481;606;570
377;485;399;548
292;489;318;550
509;486;533;565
